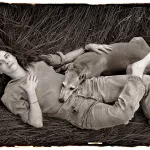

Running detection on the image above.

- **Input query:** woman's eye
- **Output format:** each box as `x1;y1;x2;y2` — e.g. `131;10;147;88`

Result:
5;53;10;59
6;54;9;58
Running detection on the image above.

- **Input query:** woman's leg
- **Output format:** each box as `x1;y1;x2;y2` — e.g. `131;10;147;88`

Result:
89;76;145;130
141;75;150;123
128;37;150;106
87;53;150;130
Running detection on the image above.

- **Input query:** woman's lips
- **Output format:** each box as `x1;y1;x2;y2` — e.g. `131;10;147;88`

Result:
9;63;14;68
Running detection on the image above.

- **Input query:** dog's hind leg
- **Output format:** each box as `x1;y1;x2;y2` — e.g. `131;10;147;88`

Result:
129;37;150;49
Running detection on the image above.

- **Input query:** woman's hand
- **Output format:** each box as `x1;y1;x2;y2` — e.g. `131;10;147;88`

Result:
85;43;112;55
19;74;42;128
20;74;39;94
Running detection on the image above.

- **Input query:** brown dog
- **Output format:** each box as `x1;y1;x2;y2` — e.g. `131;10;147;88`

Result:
59;37;150;103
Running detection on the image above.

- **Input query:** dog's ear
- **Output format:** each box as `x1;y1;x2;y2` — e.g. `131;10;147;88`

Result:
79;68;87;81
68;63;74;70
65;63;74;74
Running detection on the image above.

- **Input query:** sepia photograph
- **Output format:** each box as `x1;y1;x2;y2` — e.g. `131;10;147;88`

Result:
0;3;150;147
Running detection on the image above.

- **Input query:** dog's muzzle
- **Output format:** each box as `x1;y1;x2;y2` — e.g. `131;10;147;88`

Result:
59;98;65;103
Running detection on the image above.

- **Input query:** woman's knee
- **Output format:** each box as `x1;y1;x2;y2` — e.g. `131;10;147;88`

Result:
141;94;150;119
92;103;134;129
143;75;150;83
142;75;150;97
110;108;135;125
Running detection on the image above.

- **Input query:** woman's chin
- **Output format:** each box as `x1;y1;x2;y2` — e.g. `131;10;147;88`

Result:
10;64;18;73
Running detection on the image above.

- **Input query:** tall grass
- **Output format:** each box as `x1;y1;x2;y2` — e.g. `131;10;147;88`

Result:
0;4;150;146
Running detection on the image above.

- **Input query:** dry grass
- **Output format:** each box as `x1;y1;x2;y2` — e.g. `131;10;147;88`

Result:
0;3;150;146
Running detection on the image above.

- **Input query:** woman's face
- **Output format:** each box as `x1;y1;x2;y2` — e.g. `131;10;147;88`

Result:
0;51;19;75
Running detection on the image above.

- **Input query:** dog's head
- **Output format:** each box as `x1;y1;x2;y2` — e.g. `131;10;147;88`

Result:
59;64;86;103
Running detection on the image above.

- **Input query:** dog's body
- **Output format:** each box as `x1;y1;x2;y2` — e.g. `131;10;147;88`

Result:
74;43;150;77
59;40;150;103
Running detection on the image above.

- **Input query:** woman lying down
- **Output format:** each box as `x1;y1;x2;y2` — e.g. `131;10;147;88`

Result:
1;37;150;130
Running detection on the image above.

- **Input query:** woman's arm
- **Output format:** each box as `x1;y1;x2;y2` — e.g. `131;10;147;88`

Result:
20;74;43;128
64;44;112;63
39;44;112;68
27;90;43;128
63;48;85;64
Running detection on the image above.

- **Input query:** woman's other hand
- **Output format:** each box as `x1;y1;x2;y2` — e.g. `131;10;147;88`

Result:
20;74;38;94
85;43;112;55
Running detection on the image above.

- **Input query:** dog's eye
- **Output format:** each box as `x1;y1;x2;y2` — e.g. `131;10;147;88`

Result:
70;87;75;90
62;82;65;87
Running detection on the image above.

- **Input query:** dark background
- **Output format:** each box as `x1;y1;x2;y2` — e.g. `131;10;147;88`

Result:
0;3;150;146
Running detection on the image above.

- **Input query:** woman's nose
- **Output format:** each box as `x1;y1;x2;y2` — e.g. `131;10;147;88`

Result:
5;60;10;65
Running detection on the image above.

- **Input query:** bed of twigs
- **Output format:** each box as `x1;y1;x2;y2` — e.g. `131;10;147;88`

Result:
0;3;150;146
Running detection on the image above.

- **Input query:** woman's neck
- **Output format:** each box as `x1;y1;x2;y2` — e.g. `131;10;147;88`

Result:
8;65;28;80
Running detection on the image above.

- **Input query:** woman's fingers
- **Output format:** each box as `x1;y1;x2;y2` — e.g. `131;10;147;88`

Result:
103;45;113;51
34;76;39;85
33;75;37;82
91;48;102;54
27;74;30;82
98;45;113;54
31;74;38;86
98;47;109;54
27;74;38;84
19;74;39;93
88;44;113;54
